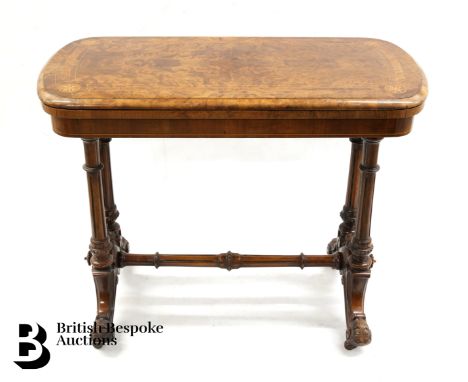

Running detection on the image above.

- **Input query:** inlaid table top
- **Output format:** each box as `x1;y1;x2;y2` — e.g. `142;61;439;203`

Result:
38;37;427;138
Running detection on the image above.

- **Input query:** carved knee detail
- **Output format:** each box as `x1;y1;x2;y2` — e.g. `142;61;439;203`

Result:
89;238;115;269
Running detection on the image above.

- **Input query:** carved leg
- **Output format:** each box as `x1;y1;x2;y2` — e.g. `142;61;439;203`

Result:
99;138;129;253
83;139;118;348
342;138;381;350
327;138;363;254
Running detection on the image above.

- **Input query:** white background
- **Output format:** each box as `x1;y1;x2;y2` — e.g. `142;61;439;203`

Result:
1;0;467;380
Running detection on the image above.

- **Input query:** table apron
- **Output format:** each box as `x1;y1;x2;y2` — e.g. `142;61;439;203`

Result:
52;117;413;138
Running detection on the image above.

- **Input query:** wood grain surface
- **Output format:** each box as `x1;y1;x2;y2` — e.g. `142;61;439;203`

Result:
38;37;427;114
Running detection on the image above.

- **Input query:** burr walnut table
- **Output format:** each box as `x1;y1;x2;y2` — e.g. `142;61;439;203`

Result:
38;37;427;349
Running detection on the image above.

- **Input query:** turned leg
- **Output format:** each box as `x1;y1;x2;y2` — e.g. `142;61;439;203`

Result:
83;138;118;348
327;138;363;253
99;138;129;253
342;138;381;350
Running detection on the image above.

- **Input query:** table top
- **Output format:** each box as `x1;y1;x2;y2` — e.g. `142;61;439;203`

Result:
38;37;426;116
38;37;427;138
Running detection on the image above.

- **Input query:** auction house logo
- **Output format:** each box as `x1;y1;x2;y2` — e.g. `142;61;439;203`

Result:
14;323;50;369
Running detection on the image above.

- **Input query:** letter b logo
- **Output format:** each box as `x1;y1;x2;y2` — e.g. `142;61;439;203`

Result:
14;323;50;369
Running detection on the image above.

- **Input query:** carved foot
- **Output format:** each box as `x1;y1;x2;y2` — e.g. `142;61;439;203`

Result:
344;317;372;350
90;259;118;348
91;317;115;349
341;245;373;350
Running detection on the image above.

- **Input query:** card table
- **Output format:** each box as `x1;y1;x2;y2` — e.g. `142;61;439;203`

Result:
38;37;427;349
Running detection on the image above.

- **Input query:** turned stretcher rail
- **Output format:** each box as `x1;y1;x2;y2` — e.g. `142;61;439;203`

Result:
118;252;341;270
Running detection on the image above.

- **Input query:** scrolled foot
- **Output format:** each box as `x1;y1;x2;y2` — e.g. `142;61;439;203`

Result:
91;317;115;349
344;317;372;350
344;338;357;350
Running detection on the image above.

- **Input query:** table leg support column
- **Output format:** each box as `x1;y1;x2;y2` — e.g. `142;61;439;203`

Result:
328;138;363;253
99;138;129;253
83;138;118;348
342;138;381;350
